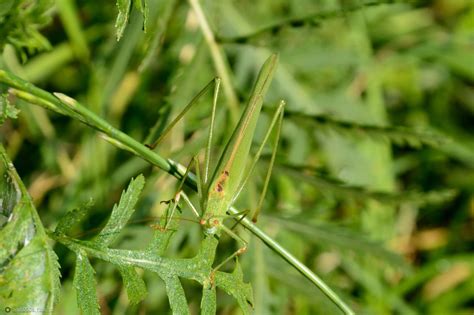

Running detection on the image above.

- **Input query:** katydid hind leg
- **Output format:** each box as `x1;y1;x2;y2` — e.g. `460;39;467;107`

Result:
229;100;285;208
163;158;195;230
211;224;248;275
180;190;201;218
252;101;284;222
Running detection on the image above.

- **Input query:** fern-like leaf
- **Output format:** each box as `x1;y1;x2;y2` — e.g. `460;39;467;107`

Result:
215;260;254;314
93;174;145;246
278;163;457;206
139;0;178;71
284;110;449;148
115;0;132;41
164;275;190;315
51;177;254;314
73;250;100;315
0;145;61;313
216;0;394;44
201;286;217;315
118;265;147;305
54;200;93;236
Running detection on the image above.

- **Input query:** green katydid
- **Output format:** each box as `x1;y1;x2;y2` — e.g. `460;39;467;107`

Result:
0;58;354;314
154;54;284;272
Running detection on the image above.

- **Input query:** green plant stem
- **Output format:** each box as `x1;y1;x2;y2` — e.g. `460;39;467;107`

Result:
230;209;353;314
188;0;239;123
0;69;354;315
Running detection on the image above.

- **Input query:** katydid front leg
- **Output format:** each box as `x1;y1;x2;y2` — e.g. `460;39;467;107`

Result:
160;157;195;231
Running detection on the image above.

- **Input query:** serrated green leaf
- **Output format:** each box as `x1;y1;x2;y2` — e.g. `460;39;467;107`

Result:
283;110;450;148
73;251;100;315
93;175;145;246
164;275;190;315
147;205;180;254
115;0;132;41
139;0;177;71
215;260;254;314
132;0;148;32
53;233;250;315
201;286;216;315
116;0;148;41
277;162;457;206
118;265;147;305
0;145;60;313
54;200;93;236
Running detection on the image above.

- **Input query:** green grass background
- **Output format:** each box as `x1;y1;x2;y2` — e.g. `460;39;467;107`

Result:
1;0;473;314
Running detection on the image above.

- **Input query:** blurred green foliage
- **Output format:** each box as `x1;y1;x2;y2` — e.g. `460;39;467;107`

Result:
0;0;473;314
0;0;53;60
